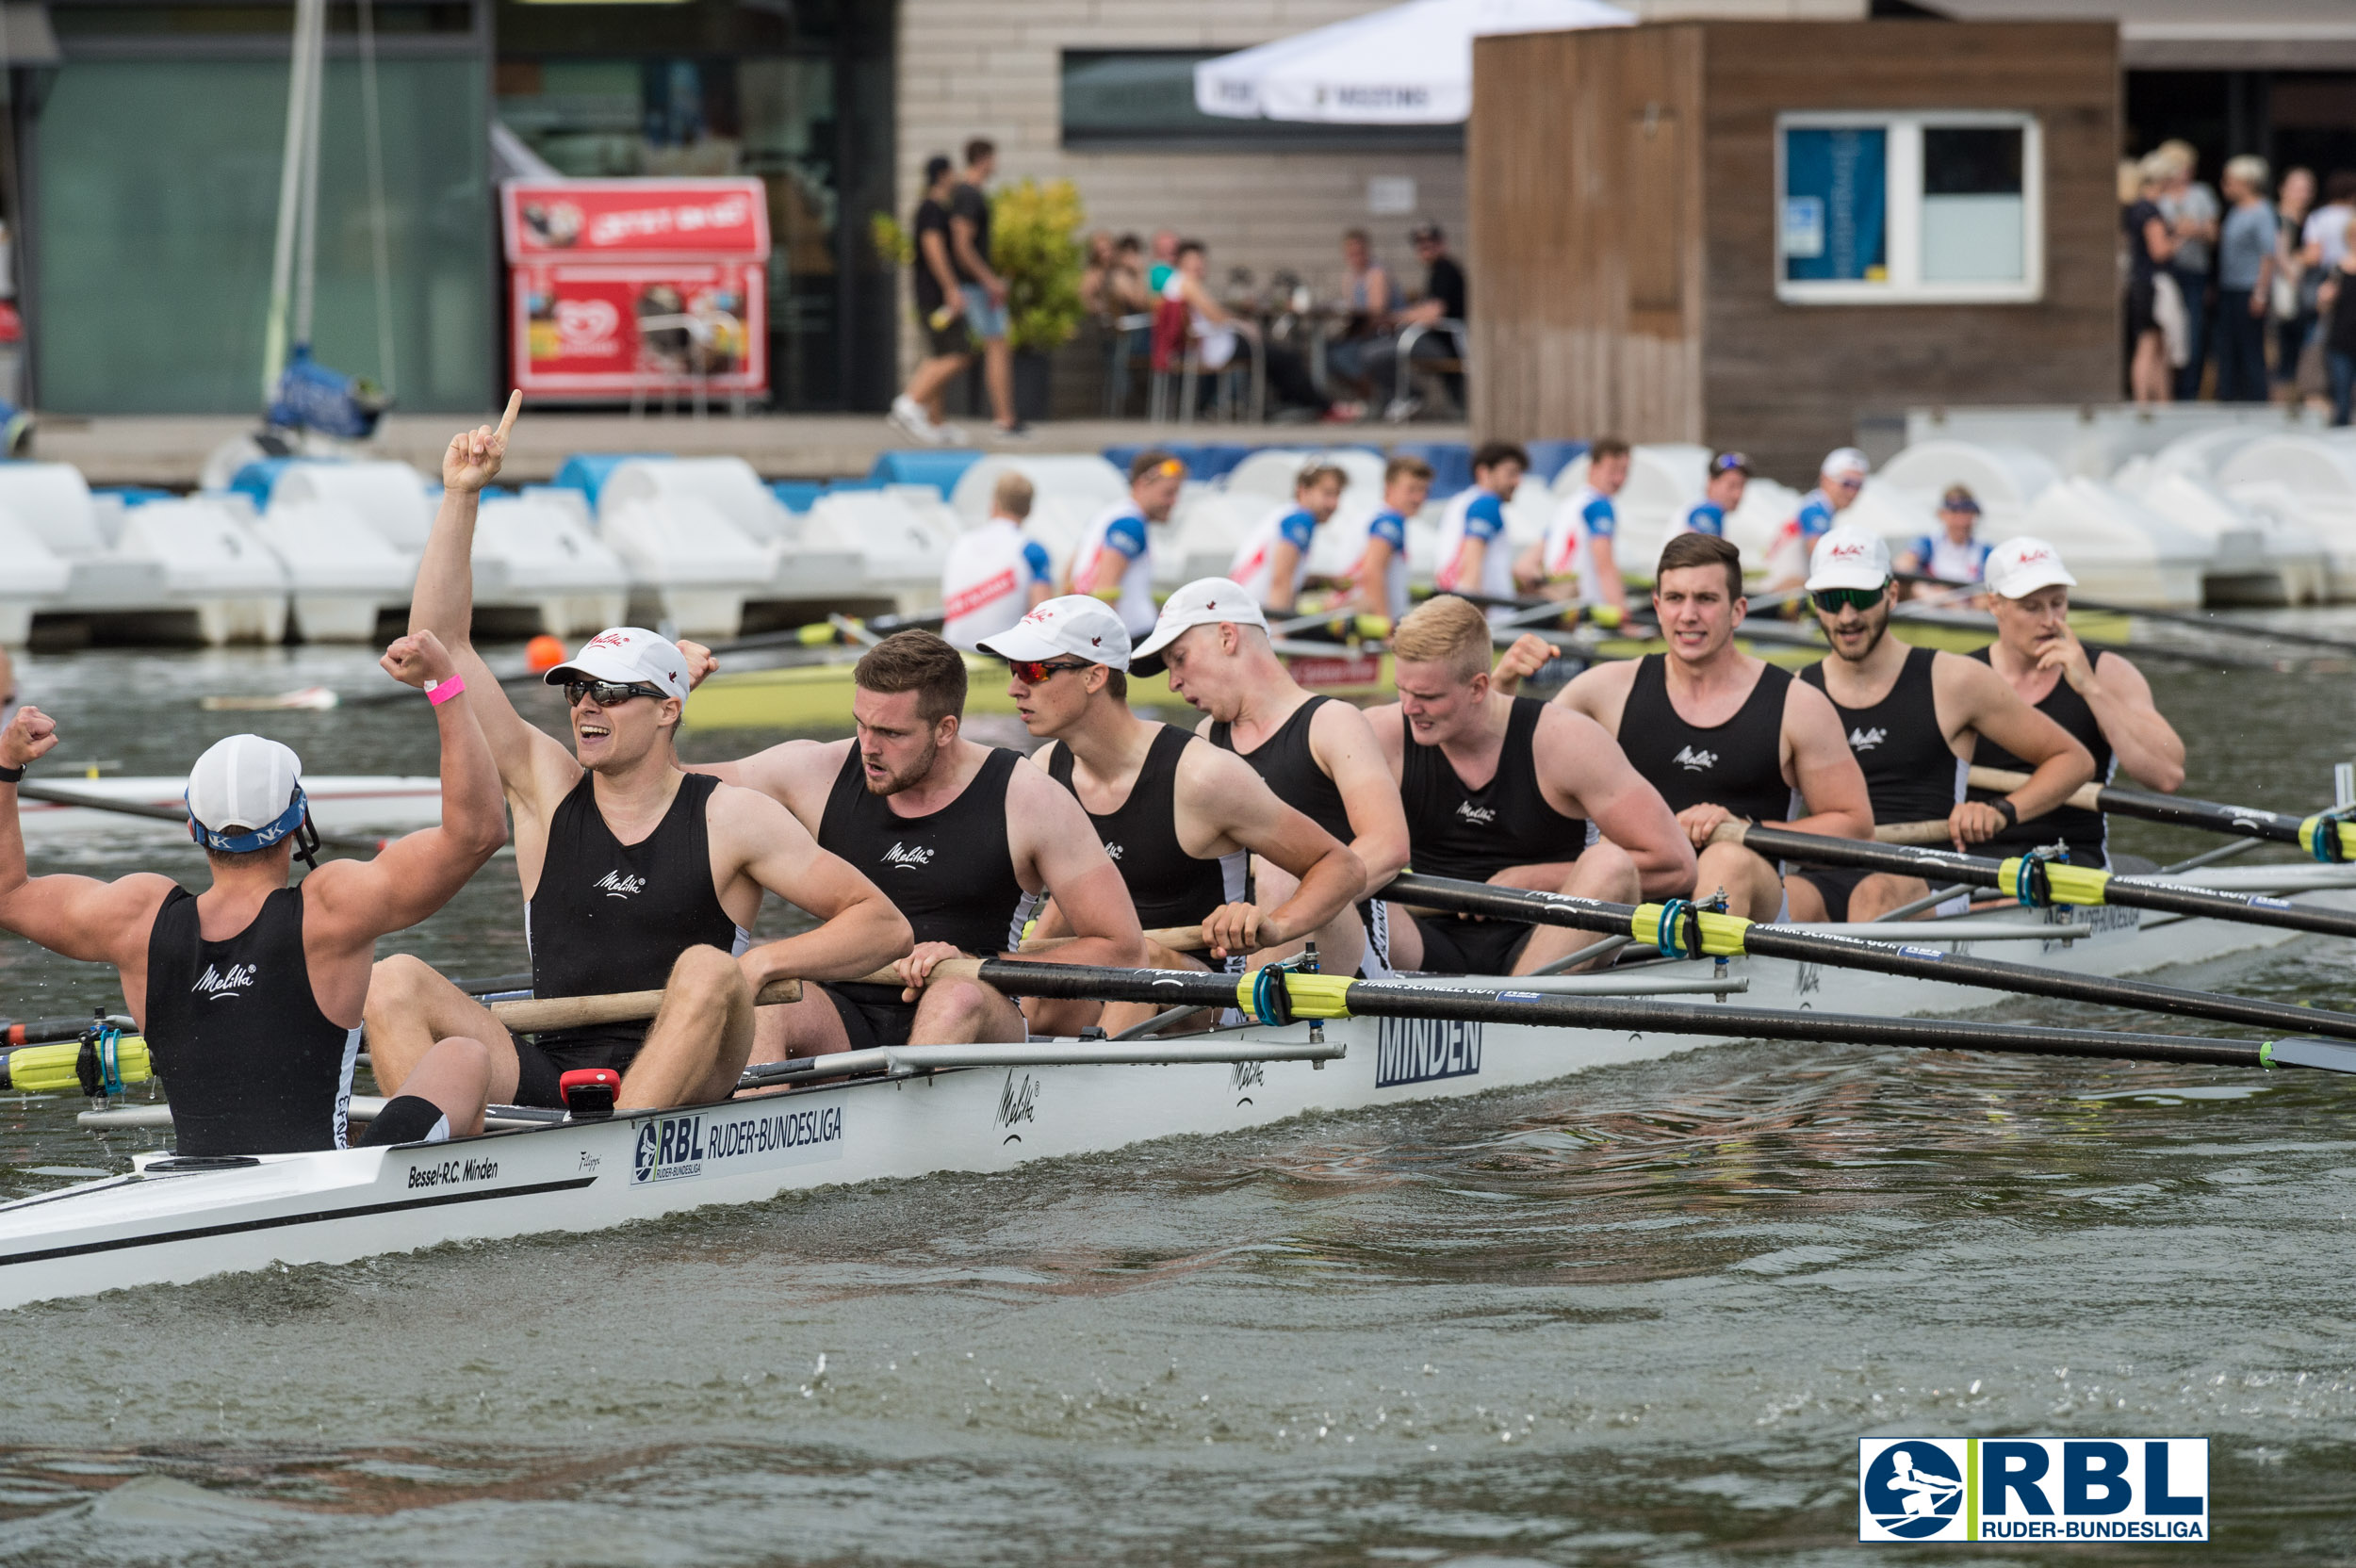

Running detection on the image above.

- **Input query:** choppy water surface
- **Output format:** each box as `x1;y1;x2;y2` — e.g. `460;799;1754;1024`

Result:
3;635;2356;1564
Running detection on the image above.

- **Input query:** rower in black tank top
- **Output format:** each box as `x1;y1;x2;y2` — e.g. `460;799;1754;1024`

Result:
1208;695;1352;841
816;744;1030;1046
1966;646;2114;865
1616;654;1796;822
144;885;362;1156
524;771;745;1102
1399;696;1594;975
1047;725;1248;929
1799;646;1964;825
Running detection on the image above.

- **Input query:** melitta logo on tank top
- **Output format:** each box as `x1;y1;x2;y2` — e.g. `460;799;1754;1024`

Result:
1673;744;1719;772
1455;801;1496;826
190;962;256;1001
882;841;935;869
593;870;646;898
1849;726;1888;752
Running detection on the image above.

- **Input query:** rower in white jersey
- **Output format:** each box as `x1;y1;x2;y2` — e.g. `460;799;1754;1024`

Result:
1334;453;1432;629
941;470;1053;650
1897;484;1992;602
1433;441;1528;618
1069;449;1185;641
1663;450;1750;546
1229;461;1345;612
1518;436;1629;619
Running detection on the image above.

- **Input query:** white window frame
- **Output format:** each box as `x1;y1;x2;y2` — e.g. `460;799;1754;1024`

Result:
1775;110;2044;305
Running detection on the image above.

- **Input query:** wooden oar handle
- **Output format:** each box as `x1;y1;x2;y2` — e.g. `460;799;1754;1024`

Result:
1711;819;1955;849
1969;764;2101;813
856;925;1206;989
490;976;801;1034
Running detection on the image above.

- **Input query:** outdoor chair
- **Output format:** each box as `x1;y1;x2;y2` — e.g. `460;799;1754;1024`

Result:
1385;317;1467;424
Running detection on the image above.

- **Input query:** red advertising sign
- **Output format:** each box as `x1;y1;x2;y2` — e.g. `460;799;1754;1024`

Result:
509;262;767;396
500;178;770;263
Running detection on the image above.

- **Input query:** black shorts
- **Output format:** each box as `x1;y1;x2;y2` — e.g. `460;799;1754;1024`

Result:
1408;912;1533;976
923;312;971;357
1791;864;1888;923
512;1026;645;1109
819;981;919;1050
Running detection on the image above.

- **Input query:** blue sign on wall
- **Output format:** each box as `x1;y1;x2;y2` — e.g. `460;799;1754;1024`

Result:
1784;126;1888;283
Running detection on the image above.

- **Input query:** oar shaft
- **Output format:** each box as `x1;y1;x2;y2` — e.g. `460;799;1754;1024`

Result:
961;956;2278;1072
1729;822;2356;939
1969;764;2311;844
1382;871;2356;1044
852;926;1206;988
18;781;387;854
490;977;800;1033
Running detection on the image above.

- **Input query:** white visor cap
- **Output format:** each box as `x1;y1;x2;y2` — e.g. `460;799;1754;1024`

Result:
1130;577;1268;675
1805;525;1893;593
187;733;304;839
542;627;691;702
1822;447;1872;482
974;594;1134;670
1983;535;2078;599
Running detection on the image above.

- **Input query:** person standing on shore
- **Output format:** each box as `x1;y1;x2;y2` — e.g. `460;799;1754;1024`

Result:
889;155;973;447
951;139;1027;440
2216;155;2276;404
2155;141;2219;401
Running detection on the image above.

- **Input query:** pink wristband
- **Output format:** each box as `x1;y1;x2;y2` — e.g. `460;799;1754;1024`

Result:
426;674;466;707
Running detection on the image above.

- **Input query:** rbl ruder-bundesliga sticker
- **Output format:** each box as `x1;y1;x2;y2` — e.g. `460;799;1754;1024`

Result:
1857;1437;2208;1543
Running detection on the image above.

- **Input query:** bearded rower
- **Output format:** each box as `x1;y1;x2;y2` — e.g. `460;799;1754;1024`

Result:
1369;595;1694;976
1137;578;1412;976
1229;461;1345;613
1497;532;1873;920
985;596;1363;1034
1788;526;2095;922
366;400;912;1110
1963;536;2184;866
684;629;1145;1053
0;635;505;1154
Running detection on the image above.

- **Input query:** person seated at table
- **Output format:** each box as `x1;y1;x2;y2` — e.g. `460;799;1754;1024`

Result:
1162;240;1362;424
1361;223;1467;418
1083;231;1153;318
1325;228;1395;399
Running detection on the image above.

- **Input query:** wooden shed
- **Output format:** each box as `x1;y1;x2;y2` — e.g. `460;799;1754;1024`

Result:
1467;21;2119;483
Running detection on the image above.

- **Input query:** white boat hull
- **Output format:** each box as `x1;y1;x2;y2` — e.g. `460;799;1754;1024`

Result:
2;880;2347;1309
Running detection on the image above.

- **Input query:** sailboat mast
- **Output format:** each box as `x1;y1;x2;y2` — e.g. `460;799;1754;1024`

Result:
261;0;326;401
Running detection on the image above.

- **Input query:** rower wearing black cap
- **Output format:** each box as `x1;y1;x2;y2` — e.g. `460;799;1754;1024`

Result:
366;397;913;1111
0;631;506;1154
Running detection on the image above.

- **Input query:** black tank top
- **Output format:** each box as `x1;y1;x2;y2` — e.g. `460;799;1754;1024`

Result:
1401;695;1592;883
529;771;745;1055
1968;646;2114;863
1046;725;1249;928
818;744;1030;956
1617;654;1796;823
1209;694;1352;842
1800;646;1964;826
143;885;361;1156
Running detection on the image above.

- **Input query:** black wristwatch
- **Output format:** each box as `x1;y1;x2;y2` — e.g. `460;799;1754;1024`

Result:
1993;798;2019;826
0;763;23;784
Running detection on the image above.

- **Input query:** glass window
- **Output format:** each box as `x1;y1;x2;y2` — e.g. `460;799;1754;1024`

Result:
1776;113;2042;304
1061;51;1461;152
34;56;494;413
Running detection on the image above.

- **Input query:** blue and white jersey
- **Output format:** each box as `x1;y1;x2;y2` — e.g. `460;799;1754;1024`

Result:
942;519;1053;651
1668;499;1727;540
1914;533;1991;585
1539;484;1614;592
1434;486;1513;604
1229;506;1318;604
1354;508;1412;623
1070;502;1158;640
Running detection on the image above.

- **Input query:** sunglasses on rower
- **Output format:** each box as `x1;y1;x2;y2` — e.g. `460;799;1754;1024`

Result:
564;678;668;708
1005;657;1094;685
1809;584;1888;614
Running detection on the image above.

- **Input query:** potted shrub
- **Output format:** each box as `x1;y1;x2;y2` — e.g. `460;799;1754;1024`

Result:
990;179;1087;421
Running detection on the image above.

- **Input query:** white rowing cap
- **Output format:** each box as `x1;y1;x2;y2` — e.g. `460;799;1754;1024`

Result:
187;734;304;841
1805;525;1892;592
1982;535;2076;599
976;595;1133;670
541;627;690;701
1131;576;1268;676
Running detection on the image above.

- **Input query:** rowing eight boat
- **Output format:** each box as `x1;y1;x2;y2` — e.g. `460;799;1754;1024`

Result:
11;861;2353;1309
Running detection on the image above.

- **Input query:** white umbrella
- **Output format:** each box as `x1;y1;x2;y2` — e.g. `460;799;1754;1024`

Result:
1195;0;1634;126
